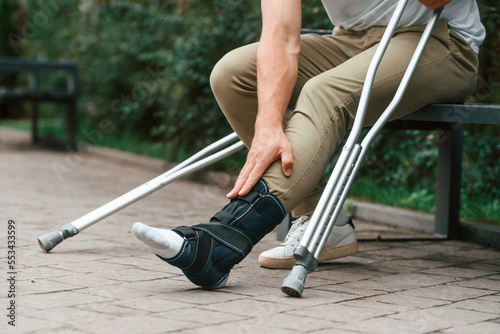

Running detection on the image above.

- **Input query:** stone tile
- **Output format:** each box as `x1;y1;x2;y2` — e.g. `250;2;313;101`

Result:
308;329;361;334
102;266;177;282
122;276;196;294
453;278;500;291
361;262;418;274
419;267;496;278
27;326;95;334
451;298;500;314
75;300;144;316
176;322;300;334
441;321;500;334
156;289;243;305
315;284;387;298
4;315;69;334
339;297;417;313
255;288;359;307
478;294;500;302
300;269;375;285
49;272;123;288
387;259;452;269
210;282;283;297
420;254;477;265
363;246;438;260
242;313;341;332
153;307;246;325
17;290;113;309
389;306;498;332
344;292;450;310
286;303;396;323
319;255;377;266
335;317;422;334
371;273;458;290
71;284;156;301
464;261;500;272
14;265;70;280
17;277;82;295
199;298;296;317
400;285;496;302
111;295;193;313
356;241;393;252
84;314;197;334
452;248;500;260
26;306;118;329
44;260;132;276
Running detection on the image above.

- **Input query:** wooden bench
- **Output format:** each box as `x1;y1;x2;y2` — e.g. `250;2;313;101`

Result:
0;58;78;149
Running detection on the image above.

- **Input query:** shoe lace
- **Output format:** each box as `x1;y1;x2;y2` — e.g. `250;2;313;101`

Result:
282;216;310;247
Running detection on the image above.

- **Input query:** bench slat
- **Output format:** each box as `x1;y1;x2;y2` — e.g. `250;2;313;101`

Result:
0;89;75;102
402;104;500;125
0;58;77;72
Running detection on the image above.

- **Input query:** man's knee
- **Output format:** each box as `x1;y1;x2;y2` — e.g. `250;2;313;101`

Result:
210;43;258;97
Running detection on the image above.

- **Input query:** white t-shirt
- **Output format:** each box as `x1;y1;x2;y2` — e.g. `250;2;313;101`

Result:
321;0;485;53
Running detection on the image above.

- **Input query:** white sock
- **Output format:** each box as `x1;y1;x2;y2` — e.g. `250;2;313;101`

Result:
132;222;184;259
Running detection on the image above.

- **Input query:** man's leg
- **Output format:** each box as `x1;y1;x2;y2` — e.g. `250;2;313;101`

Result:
133;21;478;286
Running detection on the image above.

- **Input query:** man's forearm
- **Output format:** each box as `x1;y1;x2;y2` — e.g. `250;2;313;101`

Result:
256;36;299;130
256;0;301;131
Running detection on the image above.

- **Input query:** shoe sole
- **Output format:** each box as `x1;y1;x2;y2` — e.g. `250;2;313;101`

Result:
258;241;358;269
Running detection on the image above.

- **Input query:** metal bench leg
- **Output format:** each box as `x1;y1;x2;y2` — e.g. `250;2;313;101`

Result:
435;123;463;239
67;99;77;150
31;100;39;144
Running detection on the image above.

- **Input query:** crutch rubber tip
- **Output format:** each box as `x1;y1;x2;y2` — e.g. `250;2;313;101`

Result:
37;223;79;253
38;230;64;253
281;265;308;298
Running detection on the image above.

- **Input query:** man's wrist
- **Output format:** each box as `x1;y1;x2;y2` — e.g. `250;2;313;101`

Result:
255;113;284;129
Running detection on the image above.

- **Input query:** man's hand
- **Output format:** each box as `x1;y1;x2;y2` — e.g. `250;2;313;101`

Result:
227;125;293;199
418;0;451;10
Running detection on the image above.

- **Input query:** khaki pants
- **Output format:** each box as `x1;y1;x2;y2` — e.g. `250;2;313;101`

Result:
210;20;478;217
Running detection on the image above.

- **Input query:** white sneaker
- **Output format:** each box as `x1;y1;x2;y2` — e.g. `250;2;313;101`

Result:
258;215;358;269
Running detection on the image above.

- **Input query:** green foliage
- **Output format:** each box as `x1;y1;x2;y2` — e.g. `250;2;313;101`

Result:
475;0;500;104
148;0;262;152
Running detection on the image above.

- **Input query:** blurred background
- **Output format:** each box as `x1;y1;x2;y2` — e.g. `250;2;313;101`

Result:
1;0;498;225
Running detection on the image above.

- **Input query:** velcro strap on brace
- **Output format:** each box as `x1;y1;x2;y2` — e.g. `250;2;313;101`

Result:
211;211;235;224
193;223;253;258
233;191;261;205
172;226;213;275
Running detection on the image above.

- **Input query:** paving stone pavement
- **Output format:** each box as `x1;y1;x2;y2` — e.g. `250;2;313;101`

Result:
1;129;499;334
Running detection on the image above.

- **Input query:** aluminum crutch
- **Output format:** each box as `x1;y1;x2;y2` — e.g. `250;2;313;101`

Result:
281;1;443;297
38;132;246;253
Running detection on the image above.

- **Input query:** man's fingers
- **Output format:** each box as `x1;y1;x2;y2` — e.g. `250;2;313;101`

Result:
226;160;254;199
238;163;268;197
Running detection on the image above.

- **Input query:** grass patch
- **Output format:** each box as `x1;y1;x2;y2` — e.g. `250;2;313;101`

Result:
349;177;499;226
